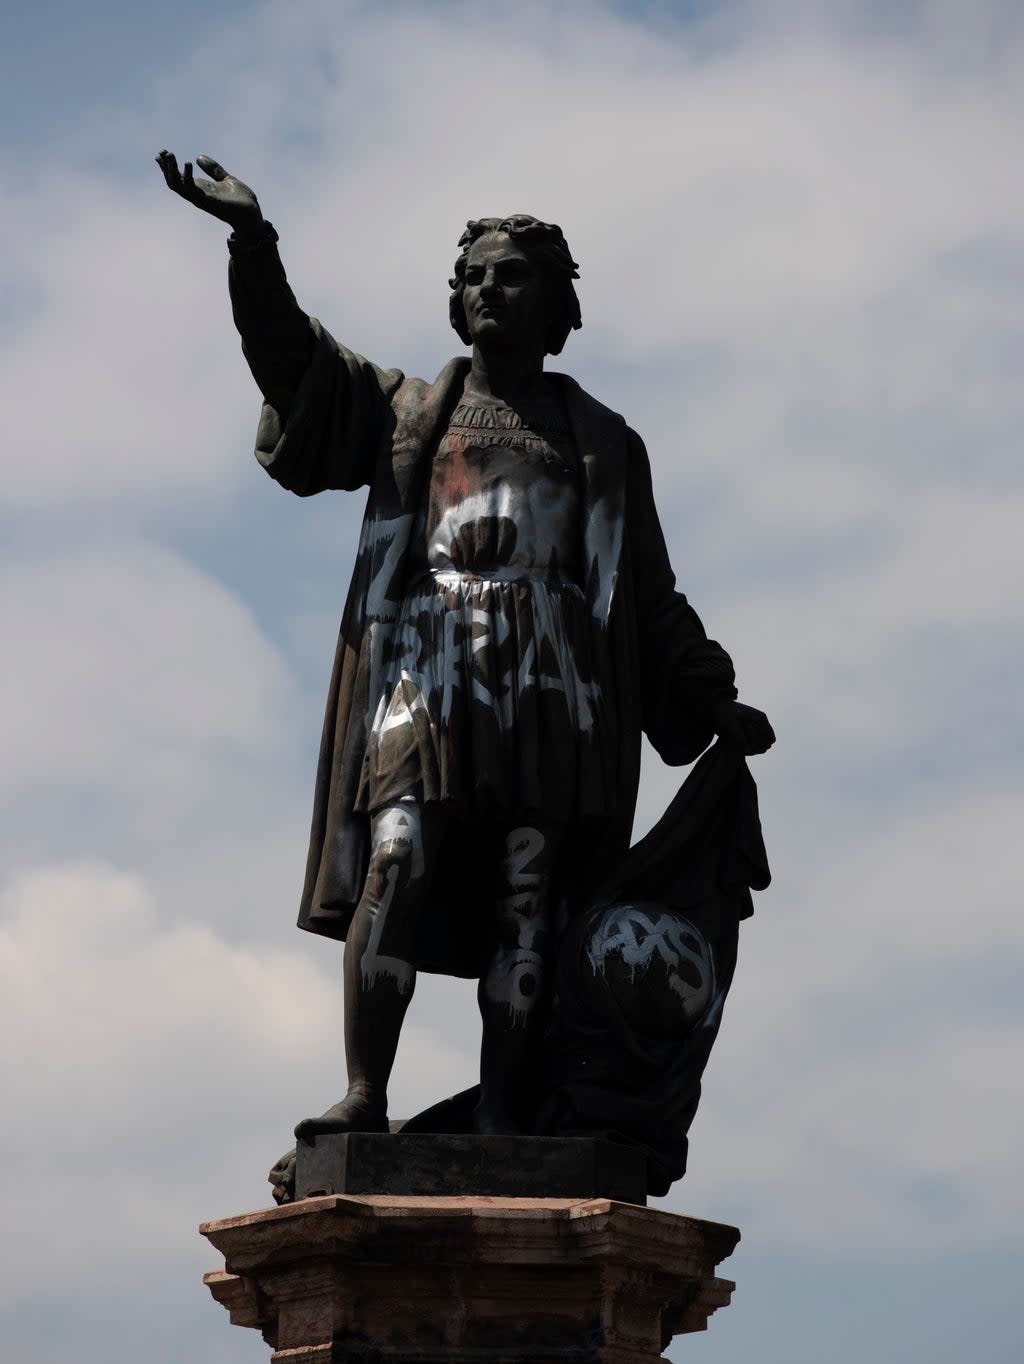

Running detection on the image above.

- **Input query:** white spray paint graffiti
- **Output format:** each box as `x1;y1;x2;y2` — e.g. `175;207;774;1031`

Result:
358;804;425;994
586;905;715;1024
483;827;549;1027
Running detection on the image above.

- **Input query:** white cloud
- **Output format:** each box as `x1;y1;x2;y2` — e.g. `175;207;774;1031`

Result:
0;859;469;1308
667;779;1024;1248
1;1;1022;1336
0;539;293;785
0;172;257;510
0;535;308;885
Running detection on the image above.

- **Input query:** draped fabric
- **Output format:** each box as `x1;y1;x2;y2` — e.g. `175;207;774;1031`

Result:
357;577;615;819
536;740;772;1195
228;233;740;976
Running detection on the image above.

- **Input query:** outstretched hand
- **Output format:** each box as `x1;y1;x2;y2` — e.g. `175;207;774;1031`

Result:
155;150;264;235
713;699;776;756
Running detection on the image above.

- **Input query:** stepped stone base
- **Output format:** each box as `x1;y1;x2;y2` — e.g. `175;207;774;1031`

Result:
202;1193;739;1363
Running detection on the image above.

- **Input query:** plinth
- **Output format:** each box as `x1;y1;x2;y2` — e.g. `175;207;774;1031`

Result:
293;1132;649;1204
202;1193;739;1363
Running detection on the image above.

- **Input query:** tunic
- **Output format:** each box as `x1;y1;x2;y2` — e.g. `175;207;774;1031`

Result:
356;392;615;819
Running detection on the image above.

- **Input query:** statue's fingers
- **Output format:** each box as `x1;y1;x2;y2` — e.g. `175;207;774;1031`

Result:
196;154;229;181
155;150;182;190
181;161;211;207
183;162;214;201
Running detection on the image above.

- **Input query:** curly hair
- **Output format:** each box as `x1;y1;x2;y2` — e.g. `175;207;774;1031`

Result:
448;215;582;356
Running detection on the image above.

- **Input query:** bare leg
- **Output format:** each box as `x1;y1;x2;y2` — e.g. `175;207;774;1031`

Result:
295;803;446;1141
475;823;559;1135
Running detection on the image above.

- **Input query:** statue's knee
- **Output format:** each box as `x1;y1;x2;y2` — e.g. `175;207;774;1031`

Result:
369;804;428;886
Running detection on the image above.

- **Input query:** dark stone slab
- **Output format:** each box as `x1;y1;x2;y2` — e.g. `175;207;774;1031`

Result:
294;1132;648;1205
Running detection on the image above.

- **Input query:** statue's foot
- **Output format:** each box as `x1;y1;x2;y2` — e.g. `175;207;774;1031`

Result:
294;1094;389;1143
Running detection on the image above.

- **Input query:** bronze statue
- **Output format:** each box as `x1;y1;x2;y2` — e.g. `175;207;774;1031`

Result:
156;152;774;1192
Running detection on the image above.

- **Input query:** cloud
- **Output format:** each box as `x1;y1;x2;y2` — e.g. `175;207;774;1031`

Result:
0;859;469;1309
0;539;293;788
1;11;1022;1358
0;536;318;940
666;781;1024;1250
0;168;258;511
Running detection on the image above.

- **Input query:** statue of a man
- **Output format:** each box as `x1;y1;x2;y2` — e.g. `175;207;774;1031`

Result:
157;152;774;1140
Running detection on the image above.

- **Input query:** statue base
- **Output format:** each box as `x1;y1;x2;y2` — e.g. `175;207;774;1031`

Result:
294;1132;649;1204
202;1193;739;1363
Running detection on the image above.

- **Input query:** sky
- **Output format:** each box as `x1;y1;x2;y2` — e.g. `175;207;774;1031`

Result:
1;1;1022;1360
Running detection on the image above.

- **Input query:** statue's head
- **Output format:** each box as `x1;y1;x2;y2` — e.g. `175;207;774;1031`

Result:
449;216;582;356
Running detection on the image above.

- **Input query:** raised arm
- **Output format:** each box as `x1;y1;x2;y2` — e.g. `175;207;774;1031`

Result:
156;151;312;411
155;151;403;495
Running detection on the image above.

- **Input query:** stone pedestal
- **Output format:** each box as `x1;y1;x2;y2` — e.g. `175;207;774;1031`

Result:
202;1194;739;1363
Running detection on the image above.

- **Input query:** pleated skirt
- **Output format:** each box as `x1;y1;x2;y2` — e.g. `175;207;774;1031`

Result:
355;573;615;821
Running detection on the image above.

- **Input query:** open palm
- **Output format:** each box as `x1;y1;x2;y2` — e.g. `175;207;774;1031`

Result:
155;151;263;234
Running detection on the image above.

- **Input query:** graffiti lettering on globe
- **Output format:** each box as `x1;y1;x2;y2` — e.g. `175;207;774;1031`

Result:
582;902;716;1036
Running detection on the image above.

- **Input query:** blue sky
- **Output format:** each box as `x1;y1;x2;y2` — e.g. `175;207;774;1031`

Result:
1;2;1022;1361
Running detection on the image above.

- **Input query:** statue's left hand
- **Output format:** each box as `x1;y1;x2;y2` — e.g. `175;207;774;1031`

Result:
713;699;775;755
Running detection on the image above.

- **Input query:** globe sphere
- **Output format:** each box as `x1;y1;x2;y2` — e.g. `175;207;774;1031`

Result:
579;901;716;1037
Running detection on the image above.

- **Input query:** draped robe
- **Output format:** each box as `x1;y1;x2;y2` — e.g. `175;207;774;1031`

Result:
229;231;738;977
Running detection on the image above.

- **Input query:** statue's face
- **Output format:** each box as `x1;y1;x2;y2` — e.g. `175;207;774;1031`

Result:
462;233;549;352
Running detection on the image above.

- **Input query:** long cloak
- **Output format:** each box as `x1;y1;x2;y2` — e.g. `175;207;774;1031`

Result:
233;245;736;977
